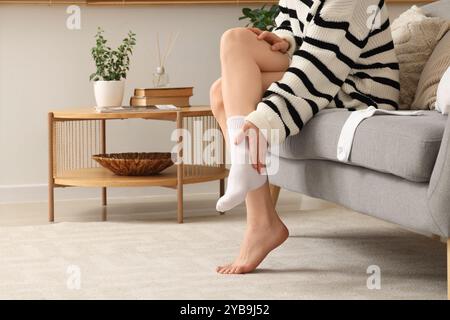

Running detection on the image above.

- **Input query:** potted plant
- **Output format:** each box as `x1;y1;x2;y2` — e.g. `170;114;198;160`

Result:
90;28;137;108
239;5;279;31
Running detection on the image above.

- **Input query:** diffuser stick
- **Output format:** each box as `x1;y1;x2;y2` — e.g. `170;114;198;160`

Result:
163;32;173;67
156;32;162;68
162;31;179;67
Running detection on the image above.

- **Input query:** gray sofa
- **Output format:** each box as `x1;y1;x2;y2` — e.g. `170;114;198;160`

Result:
268;1;450;299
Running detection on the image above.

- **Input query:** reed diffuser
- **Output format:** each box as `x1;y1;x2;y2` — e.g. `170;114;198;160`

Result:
153;31;179;88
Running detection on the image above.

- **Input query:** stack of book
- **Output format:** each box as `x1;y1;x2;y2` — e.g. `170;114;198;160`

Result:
130;87;193;108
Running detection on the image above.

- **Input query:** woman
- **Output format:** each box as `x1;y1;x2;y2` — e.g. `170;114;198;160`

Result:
210;0;399;274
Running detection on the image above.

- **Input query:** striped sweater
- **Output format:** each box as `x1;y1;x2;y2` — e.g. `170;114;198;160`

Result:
245;0;400;145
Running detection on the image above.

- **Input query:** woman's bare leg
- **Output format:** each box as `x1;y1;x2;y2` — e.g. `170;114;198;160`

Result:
211;75;288;274
220;28;290;118
210;27;290;274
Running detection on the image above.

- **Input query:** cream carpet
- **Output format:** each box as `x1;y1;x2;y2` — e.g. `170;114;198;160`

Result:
0;200;446;300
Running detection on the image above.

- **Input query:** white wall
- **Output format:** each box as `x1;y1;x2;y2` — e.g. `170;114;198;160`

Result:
0;3;413;203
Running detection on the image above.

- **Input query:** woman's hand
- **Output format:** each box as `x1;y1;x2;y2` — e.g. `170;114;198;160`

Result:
234;121;268;174
247;28;290;54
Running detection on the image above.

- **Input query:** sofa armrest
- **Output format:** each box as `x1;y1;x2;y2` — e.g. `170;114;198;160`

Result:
428;114;450;237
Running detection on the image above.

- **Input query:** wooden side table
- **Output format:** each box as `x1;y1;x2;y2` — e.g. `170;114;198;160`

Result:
48;106;227;223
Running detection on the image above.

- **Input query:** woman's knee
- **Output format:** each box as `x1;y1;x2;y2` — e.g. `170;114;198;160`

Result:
220;27;253;58
209;79;224;117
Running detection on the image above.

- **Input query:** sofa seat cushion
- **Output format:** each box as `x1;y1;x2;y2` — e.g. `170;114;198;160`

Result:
276;109;447;182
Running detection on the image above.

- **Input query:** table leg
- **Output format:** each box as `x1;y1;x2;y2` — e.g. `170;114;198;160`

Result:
48;184;54;222
177;112;184;223
48;113;55;222
101;205;107;222
177;173;184;224
102;187;107;206
101;188;107;221
219;179;225;215
100;119;108;221
219;124;226;215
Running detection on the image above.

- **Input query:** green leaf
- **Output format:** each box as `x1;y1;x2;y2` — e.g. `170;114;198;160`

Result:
242;8;251;16
90;27;137;81
239;5;279;31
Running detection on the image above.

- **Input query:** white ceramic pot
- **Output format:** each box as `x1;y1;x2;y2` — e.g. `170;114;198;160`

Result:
93;80;125;108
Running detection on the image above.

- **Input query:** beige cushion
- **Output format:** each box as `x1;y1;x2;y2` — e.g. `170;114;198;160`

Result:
412;31;450;110
391;6;449;109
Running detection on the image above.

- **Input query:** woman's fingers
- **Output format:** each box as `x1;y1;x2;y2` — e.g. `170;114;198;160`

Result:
234;126;247;145
234;121;252;145
247;27;263;36
234;121;267;174
234;124;259;172
253;30;289;54
257;31;273;43
247;128;259;172
271;40;289;53
247;125;267;174
258;132;267;170
255;130;267;174
258;32;288;53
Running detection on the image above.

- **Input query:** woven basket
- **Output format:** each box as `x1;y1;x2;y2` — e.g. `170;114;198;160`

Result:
92;152;174;176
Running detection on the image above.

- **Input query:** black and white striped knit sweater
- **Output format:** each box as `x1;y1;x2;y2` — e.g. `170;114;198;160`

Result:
245;0;400;145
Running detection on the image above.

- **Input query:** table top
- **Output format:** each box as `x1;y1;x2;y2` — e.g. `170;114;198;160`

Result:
50;105;212;120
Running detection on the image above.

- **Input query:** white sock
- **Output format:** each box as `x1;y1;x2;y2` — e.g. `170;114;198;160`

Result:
216;116;267;212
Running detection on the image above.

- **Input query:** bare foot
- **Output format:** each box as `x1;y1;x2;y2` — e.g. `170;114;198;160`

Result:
216;219;289;274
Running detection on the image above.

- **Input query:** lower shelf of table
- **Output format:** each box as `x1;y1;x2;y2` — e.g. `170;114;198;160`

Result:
54;165;228;188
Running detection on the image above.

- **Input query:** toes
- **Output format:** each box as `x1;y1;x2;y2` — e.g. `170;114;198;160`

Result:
226;266;237;274
216;266;225;273
217;264;231;273
229;266;238;274
217;263;251;275
223;266;231;274
219;266;227;274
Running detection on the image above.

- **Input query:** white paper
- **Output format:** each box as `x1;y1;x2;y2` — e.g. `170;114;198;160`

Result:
155;104;178;110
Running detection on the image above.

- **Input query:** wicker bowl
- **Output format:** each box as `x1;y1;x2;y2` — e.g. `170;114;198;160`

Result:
92;152;174;176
